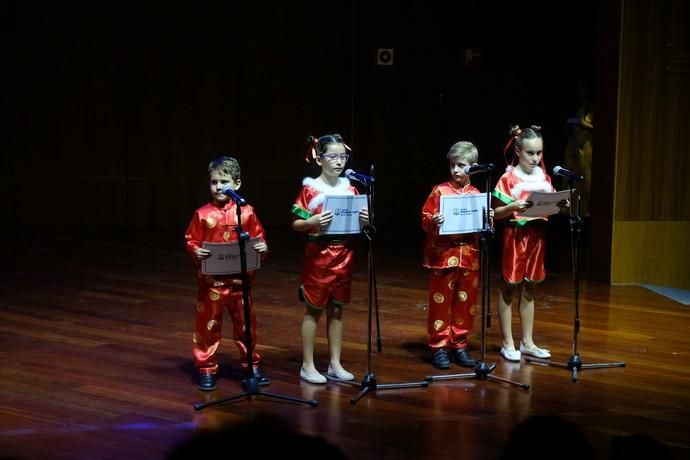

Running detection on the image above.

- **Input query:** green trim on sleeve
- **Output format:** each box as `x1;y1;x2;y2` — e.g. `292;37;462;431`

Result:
291;204;311;220
491;189;512;205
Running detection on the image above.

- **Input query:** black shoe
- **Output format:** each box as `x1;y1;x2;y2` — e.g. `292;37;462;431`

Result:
198;373;216;391
298;286;305;302
431;349;451;369
252;367;271;386
453;349;475;367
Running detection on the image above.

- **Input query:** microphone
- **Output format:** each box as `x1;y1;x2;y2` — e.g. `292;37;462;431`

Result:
463;163;496;175
345;168;375;184
553;165;584;181
221;186;246;205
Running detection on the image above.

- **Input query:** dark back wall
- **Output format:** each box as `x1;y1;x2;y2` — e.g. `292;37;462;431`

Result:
2;1;597;250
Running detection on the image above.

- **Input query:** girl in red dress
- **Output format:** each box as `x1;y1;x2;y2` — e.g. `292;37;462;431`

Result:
291;134;369;384
492;126;568;362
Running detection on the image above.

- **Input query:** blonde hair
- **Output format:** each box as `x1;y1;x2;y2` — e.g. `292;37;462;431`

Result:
446;141;478;163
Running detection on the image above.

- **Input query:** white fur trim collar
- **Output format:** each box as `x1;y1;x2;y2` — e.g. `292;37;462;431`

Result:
302;176;354;212
302;176;352;193
507;165;552;198
509;164;546;182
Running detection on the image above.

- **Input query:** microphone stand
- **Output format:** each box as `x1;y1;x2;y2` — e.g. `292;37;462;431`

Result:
523;182;625;382
425;168;529;390
328;165;429;404
194;195;318;410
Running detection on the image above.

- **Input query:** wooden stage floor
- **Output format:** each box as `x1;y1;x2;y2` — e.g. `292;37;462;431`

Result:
1;228;688;459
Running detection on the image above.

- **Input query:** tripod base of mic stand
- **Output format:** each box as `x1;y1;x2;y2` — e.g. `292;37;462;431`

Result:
525;353;625;383
425;360;530;390
328;372;429;404
194;376;319;411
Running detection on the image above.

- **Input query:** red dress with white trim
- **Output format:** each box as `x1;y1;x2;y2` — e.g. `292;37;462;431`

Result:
492;165;554;284
291;177;360;309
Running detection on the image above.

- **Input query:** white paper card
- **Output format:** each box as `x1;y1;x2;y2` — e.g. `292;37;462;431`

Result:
201;239;262;275
322;195;368;235
518;189;573;217
439;193;488;235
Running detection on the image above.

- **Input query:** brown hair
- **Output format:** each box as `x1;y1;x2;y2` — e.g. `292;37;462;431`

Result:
502;125;543;166
304;133;351;163
208;156;241;181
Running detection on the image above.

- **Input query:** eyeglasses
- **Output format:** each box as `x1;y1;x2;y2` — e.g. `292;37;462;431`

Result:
321;153;350;162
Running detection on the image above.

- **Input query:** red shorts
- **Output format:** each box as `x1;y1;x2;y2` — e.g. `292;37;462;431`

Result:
502;224;547;284
301;241;354;309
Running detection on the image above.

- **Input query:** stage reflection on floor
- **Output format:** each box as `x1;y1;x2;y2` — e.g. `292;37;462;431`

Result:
1;230;687;460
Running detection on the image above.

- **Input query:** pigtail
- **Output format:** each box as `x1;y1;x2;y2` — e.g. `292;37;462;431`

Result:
305;136;319;163
305;133;352;163
502;125;522;166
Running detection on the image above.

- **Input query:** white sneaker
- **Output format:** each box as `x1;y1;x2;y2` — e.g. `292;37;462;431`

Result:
326;365;355;381
519;341;551;359
500;346;521;362
300;367;327;384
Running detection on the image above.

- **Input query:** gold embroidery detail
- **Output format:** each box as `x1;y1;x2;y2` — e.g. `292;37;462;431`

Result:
192;332;200;343
470;304;477;315
447;280;455;290
433;292;445;304
209;289;220;301
206;217;217;228
207;319;219;331
433;320;444;331
458;291;468;302
448;256;459;267
223;231;231;241
456;317;464;326
472;278;479;288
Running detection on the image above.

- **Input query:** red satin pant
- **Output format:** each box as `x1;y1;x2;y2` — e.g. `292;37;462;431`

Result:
192;281;260;374
427;268;478;350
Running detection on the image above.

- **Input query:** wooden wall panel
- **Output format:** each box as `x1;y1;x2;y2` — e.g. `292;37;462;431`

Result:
611;0;690;287
612;221;690;288
615;0;690;222
3;2;599;237
589;0;622;282
11;178;128;228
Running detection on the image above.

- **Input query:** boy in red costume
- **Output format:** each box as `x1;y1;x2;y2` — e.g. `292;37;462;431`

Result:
422;141;491;369
185;156;269;391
